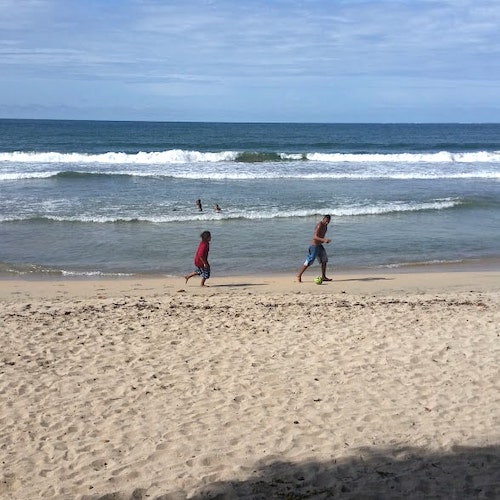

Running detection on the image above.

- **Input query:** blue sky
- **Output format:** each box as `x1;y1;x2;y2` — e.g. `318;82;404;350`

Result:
1;0;499;122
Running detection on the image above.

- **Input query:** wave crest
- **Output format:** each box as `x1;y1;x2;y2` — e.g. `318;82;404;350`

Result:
0;198;461;223
1;149;500;165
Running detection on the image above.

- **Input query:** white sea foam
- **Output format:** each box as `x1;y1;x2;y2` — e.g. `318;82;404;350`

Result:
0;171;59;180
0;150;239;164
0;198;460;224
1;169;498;182
306;151;500;163
2;148;500;183
1;149;499;165
61;270;134;277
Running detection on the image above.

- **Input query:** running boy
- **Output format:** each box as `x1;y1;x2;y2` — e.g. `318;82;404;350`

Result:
185;231;211;286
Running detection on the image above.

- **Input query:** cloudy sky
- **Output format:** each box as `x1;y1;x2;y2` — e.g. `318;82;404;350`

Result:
1;0;499;122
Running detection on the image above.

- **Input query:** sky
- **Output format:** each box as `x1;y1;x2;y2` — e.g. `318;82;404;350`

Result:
1;0;499;123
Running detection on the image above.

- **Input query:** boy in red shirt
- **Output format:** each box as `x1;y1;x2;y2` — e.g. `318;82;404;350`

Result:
184;231;211;286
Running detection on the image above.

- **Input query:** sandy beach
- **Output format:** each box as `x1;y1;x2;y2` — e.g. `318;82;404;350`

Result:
1;270;499;499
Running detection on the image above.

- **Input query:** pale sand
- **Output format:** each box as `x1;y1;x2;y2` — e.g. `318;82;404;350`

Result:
1;271;499;499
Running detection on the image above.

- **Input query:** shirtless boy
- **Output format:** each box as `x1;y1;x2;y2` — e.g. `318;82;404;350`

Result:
296;215;332;283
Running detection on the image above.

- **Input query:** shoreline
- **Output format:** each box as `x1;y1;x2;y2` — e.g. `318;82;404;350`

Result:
2;255;500;282
1;268;499;301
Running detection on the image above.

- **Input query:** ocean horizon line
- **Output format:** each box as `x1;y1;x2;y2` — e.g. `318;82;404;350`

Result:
2;117;500;125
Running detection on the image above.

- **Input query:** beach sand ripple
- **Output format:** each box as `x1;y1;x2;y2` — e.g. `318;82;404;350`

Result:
1;276;499;499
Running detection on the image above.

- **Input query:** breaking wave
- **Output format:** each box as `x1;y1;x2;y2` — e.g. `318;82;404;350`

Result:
0;198;462;224
1;149;500;165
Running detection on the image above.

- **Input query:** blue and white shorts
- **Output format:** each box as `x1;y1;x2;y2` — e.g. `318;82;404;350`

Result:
304;244;328;266
195;267;211;279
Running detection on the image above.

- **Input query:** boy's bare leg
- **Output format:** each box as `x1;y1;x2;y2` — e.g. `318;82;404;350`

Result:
184;272;197;284
321;262;332;281
296;264;308;282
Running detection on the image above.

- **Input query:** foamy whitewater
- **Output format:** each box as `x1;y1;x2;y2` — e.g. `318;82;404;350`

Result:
1;120;499;277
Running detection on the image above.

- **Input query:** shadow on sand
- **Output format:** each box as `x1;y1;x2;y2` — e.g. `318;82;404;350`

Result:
211;277;391;288
210;283;269;288
92;444;500;499
335;277;394;283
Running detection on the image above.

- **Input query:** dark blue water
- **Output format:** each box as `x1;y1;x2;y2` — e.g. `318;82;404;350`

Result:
2;120;500;153
1;119;499;278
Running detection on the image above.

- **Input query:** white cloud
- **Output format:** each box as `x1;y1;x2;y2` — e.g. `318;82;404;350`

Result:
1;0;499;121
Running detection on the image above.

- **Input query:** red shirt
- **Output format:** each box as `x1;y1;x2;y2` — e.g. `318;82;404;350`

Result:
194;241;209;267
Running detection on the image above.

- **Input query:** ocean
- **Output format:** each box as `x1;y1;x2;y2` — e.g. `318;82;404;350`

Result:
1;119;499;279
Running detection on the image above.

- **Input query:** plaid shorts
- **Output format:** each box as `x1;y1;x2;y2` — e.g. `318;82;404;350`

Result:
196;266;211;279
